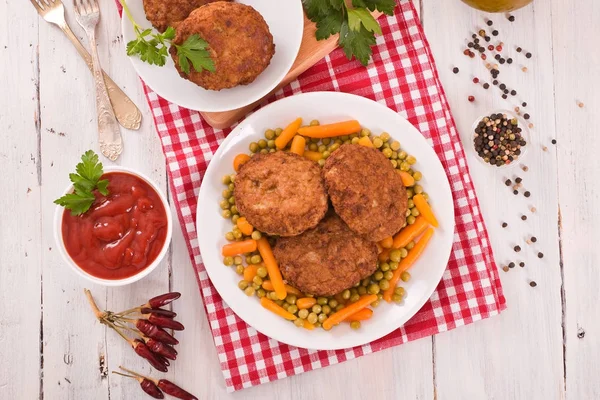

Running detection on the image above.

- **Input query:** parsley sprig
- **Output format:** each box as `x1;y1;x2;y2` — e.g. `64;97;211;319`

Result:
119;0;215;74
54;151;109;216
302;0;395;66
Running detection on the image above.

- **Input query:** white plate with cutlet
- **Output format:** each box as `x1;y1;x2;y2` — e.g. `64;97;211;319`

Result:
197;92;455;350
121;0;303;112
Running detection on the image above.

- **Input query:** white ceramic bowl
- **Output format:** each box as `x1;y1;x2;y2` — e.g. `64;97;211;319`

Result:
54;166;173;286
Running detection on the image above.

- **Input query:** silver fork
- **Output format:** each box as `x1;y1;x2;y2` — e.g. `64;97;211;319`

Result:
29;0;141;132
73;0;123;161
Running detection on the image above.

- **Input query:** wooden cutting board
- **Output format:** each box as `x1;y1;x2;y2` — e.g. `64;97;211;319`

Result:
199;15;341;129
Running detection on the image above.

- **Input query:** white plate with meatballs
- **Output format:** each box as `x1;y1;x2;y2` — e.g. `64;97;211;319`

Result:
196;92;455;350
121;0;304;112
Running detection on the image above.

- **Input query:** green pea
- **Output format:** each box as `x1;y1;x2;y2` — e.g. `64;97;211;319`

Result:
390;140;401;151
223;256;234;266
401;271;411;282
413;171;423;181
238;280;249;290
222;210;232;218
395;287;406;297
222;175;231;184
411;208;420;217
357;286;367;295
265;129;275;140
400;161;410;171
318;313;328;323
260;149;269;154
373;271;384;281
257;289;266;298
351;137;360;144
382;148;393;158
400;248;408;258
322;138;331;145
414;185;423;194
368;283;380;295
234;256;243;265
251;231;262;240
298;309;309;319
408;168;414;175
340;135;349;141
406;188;414;198
269;291;279;300
256;139;267;149
236;265;244;275
225;232;235;241
383;142;390;149
398;151;407;160
316;297;328;305
389;250;401;262
350;293;360;303
361;278;370;287
406;155;417;165
311;304;322;314
252;283;260;290
288;305;298;314
407;199;415;208
222;189;232;199
406;241;415;250
220;200;230;210
391;151;398;160
233;230;243;239
253;276;263;286
384;271;394;281
308;119;319;126
228;196;236;205
294;318;304;327
373;137;383;148
389;261;399;270
335;304;344;312
350;321;361;330
321;305;331;315
266;140;275;149
274;299;284;307
392;293;403;303
422;193;429;201
307;312;318;324
275;128;283;136
350;287;358;295
286;295;297;305
361;128;371;137
390;160;398;168
245;255;252;264
371;300;380;308
342;289;351;300
250;255;262;264
231;215;239;225
318;145;327;153
326;300;337;309
249;142;259;153
329;143;340;152
407;215;416;225
228;183;235;191
257;267;267;278
318;159;326;167
322;150;331;158
380;263;390;272
379;279;390;290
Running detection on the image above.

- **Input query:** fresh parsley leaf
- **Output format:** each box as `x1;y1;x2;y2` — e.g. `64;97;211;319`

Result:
302;0;334;20
54;150;109;216
175;34;215;75
339;21;376;66
351;0;396;15
348;8;382;35
315;12;345;40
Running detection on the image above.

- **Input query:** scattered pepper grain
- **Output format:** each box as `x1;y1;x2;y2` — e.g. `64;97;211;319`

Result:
453;67;459;74
537;252;544;258
514;245;521;252
529;281;537;287
502;222;508;228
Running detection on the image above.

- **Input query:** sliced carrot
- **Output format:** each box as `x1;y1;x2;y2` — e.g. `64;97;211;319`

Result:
296;297;317;310
275;117;303;150
383;227;435;302
290;135;306;156
399;171;415;187
303;151;322;162
236;217;254;236
302;320;315;330
392;216;428;249
379;236;393;249
297;120;361;138
413;194;439;227
222;239;257;257
256;237;286;300
322;295;377;330
260;297;297;321
243;265;258;282
233;153;251;172
343;308;373;322
357;136;374;148
378;248;390;263
261;281;302;296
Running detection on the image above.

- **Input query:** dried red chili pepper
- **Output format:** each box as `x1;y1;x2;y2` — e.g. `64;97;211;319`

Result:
141;307;177;318
147;292;181;309
157;379;198;400
133;340;168;372
146;314;185;331
141;378;165;399
136;319;179;345
145;338;178;360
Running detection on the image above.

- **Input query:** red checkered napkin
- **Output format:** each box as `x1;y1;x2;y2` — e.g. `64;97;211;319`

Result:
117;0;506;391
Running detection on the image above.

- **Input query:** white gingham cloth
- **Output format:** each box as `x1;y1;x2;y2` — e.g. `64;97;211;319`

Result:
116;0;506;391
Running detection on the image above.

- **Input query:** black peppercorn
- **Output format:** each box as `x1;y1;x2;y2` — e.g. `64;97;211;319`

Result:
502;94;508;99
453;67;459;74
511;90;517;96
499;58;506;64
502;222;508;228
517;47;522;52
524;113;530;120
505;179;512;186
515;177;522;183
487;20;493;26
483;83;490;89
531;236;537;243
485;36;491;42
513;189;518;194
514;245;521;252
499;83;506;90
509;262;515;268
507;58;513;64
521;215;527;221
468;42;474;48
495;54;501;60
492;30;499;36
472;33;477;39
526;52;532;58
519;262;525;267
524;191;531;197
508;15;515;22
537;252;544;258
522;102;527;107
504;89;509;94
530;281;537;287
552;139;557;144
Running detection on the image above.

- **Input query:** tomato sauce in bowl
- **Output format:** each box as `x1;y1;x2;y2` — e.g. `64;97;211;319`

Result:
60;171;169;280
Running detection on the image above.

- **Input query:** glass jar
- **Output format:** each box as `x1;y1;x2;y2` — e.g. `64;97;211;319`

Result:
461;0;532;12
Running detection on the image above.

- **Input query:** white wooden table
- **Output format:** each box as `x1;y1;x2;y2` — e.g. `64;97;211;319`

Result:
2;1;598;399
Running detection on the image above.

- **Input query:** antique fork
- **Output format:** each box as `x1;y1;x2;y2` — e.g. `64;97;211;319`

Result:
73;0;123;161
29;0;141;131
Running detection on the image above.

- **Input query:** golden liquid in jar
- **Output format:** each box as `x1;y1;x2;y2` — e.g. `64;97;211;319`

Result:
461;0;532;12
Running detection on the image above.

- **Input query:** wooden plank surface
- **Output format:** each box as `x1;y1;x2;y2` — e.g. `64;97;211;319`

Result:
1;0;599;399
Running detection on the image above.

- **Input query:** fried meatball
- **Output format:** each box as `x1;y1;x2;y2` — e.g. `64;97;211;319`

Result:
169;2;275;91
322;144;408;242
142;0;231;33
234;151;328;237
274;214;378;296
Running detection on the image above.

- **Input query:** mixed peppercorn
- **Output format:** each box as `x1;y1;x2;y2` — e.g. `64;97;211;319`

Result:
473;113;526;166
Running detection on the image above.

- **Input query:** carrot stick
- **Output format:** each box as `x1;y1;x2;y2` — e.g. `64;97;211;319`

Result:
233;153;251;172
303;151;322;162
379;236;393;249
378;248;390;263
297;120;361;138
302;320;315;330
290;135;306;156
343;308;373;322
236;217;254;236
261;281;302;296
222;239;257;257
256;238;287;300
398;171;415;187
357;136;374;148
296;297;317;310
383;227;434;302
413;194;439;227
322;295;377;330
392;216;428;249
260;297;297;321
243;265;258;282
275;118;302;150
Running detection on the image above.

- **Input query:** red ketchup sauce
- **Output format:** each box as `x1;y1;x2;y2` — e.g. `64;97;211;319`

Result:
61;172;168;280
